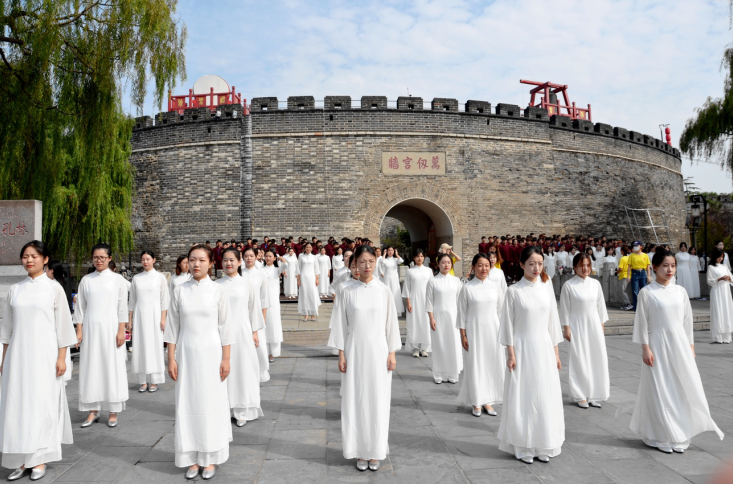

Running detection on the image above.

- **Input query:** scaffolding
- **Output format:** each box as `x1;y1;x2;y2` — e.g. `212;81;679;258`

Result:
625;207;673;246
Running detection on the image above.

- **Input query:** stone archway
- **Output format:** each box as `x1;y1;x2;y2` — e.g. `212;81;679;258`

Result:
363;184;467;275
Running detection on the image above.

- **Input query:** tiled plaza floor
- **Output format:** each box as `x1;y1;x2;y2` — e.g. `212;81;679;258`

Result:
6;300;733;483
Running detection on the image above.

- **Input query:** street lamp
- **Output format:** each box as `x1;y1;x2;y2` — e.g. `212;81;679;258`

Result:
689;202;701;249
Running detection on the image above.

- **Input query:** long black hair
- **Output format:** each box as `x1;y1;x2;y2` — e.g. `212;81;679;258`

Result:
175;255;187;275
266;248;280;267
652;248;676;269
20;240;49;260
47;260;67;286
519;245;549;282
353;245;376;263
710;248;724;267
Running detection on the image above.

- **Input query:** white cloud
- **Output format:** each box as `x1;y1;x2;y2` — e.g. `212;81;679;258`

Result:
129;0;733;192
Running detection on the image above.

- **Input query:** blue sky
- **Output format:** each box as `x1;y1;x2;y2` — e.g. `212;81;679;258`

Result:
126;0;733;193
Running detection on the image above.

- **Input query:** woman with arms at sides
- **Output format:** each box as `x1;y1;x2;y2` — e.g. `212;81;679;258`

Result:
707;248;733;343
316;246;332;298
631;249;723;453
497;246;564;464
332;246;345;273
425;253;463;384
166;245;233;479
128;250;169;393
486;251;508;294
262;249;287;362
675;242;694;297
282;247;299;299
402;249;434;358
328;246;401;472
379;246;404;316
75;243;129;429
242;247;271;383
296;242;321;322
0;241;77;481
456;253;505;417
560;252;610;409
688;246;701;299
216;247;263;427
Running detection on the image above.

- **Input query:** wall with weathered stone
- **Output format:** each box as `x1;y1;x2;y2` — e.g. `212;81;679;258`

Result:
131;98;683;271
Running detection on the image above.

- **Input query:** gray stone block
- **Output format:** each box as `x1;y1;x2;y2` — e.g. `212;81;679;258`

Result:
550;114;573;128
495;103;520;116
251;97;278;111
465;100;491;114
361;96;387;109
524;106;549;120
288;96;316;110
573;119;594;132
324;96;351;110
594;122;613;136
397;96;423;110
431;97;458;111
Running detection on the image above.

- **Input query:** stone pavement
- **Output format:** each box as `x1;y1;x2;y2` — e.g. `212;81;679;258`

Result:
5;301;733;483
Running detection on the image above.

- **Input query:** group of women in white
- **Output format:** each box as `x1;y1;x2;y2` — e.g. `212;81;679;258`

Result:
0;237;729;478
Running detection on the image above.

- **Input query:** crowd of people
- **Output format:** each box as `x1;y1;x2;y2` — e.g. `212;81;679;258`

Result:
0;231;731;478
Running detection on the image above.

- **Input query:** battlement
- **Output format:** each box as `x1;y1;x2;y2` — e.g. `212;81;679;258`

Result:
132;94;680;159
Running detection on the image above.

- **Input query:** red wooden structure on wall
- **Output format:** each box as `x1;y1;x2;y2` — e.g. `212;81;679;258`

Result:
520;80;591;122
168;86;247;115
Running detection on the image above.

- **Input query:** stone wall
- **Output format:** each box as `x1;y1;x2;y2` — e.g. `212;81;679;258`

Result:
131;97;683;271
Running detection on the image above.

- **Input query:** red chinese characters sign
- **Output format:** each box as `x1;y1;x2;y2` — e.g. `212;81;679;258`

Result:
382;152;446;176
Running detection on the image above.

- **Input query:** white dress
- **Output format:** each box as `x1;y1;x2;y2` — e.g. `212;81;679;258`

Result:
165;276;233;467
316;254;332;296
332;254;344;272
376;256;384;283
242;266;271;382
262;263;286;356
425;274;463;382
725;252;731;272
630;282;723;449
559;276;610;403
497;278;564;459
327;279;402;460
129;269;169;384
297;254;321;316
543;253;556;278
675;252;693;297
74;269;129;412
0;274;77;469
169;272;191;295
456;277;505;407
402;266;434;352
689;255;701;298
380;257;404;315
707;264;733;343
216;274;263;422
282;254;299;297
50;279;73;384
555;251;569;273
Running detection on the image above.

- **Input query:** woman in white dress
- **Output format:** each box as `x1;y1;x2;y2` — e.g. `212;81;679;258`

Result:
332;247;345;273
584;247;598;275
560;253;610;408
543;246;556;281
555;245;569;275
128;250;169;393
0;241;77;481
374;247;384;283
457;254;505;417
631;249;724;453
282;248;299;299
716;241;731;271
216;247;263;427
498;245;564;464
402;249;434;358
707;248;733;343
242;248;271;383
74;243;129;428
675;242;693;297
328;245;402;472
297;242;321;321
487;252;508;294
263;249;287;362
166;244;232;480
426;254;463;384
316;247;332;298
169;255;191;294
45;261;73;384
379;247;404;316
688;247;701;299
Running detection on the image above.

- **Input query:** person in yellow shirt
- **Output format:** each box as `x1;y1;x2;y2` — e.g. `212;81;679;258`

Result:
628;241;652;311
616;245;632;310
439;243;462;277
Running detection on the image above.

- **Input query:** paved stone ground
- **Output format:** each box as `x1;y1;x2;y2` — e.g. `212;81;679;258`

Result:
5;300;732;483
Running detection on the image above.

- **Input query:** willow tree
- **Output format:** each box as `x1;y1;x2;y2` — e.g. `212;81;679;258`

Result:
0;0;186;264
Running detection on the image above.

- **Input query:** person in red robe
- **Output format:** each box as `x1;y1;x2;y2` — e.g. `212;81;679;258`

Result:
478;236;490;254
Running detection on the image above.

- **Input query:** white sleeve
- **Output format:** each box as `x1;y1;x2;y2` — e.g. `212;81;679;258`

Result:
456;284;468;330
117;277;129;323
682;291;694;345
249;281;263;332
385;288;402;352
160;274;170;311
559;283;571;328
547;284;563;345
54;283;77;348
163;285;181;344
596;280;609;324
0;285;14;344
326;287;348;351
498;288;514;346
401;270;411;298
631;289;649;344
73;277;86;325
128;277;137;312
218;289;233;346
425;279;435;314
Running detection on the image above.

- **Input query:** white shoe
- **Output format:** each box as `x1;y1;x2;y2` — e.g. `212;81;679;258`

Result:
578;401;589;409
472;407;481;417
138;384;148;392
412;350;420;358
236;419;247;427
519;456;534;464
447;378;458;384
434;378;442;384
589;401;601;408
420;350;429;357
536;454;550;463
356;459;368;471
30;465;46;481
483;406;497;416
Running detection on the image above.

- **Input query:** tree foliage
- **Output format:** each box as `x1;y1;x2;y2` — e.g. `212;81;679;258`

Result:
0;0;186;266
